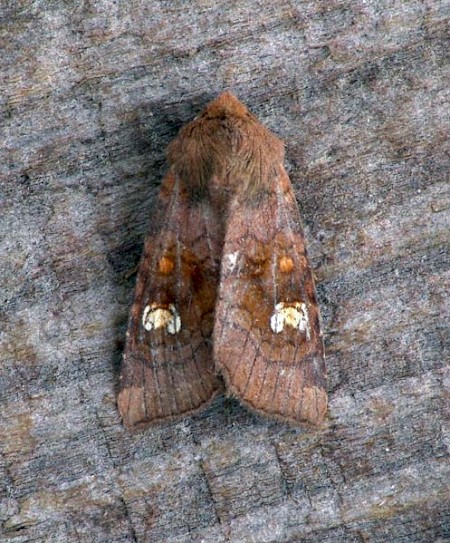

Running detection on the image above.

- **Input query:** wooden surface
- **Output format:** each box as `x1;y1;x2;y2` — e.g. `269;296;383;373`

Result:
1;1;449;542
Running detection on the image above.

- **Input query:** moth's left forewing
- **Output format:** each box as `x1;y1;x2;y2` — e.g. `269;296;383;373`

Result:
214;165;327;426
118;172;223;430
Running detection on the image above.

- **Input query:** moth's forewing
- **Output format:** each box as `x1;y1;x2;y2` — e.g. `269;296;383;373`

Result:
118;173;223;429
212;117;326;425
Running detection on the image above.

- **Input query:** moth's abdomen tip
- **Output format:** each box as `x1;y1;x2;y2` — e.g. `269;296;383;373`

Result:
206;91;248;118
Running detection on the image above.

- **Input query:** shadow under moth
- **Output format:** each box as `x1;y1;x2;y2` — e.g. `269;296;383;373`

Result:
118;92;326;429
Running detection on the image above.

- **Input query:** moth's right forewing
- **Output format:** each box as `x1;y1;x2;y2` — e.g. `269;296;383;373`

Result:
118;172;223;430
213;167;327;426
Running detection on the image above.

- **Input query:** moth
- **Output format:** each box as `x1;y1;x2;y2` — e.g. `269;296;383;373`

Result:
118;92;326;429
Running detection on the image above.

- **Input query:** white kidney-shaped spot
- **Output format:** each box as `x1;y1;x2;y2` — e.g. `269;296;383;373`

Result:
270;301;310;339
142;303;181;334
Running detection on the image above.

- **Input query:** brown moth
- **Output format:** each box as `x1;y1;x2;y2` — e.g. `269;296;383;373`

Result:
118;92;327;429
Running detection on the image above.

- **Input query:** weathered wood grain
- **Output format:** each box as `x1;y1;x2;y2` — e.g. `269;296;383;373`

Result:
1;1;449;542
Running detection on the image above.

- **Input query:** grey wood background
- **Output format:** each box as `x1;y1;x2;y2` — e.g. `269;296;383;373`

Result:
1;1;449;542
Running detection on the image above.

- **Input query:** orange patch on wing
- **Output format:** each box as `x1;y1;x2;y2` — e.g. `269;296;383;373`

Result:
158;256;174;275
279;256;294;273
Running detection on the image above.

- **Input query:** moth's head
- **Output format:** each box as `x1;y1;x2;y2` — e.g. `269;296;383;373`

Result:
205;91;249;119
